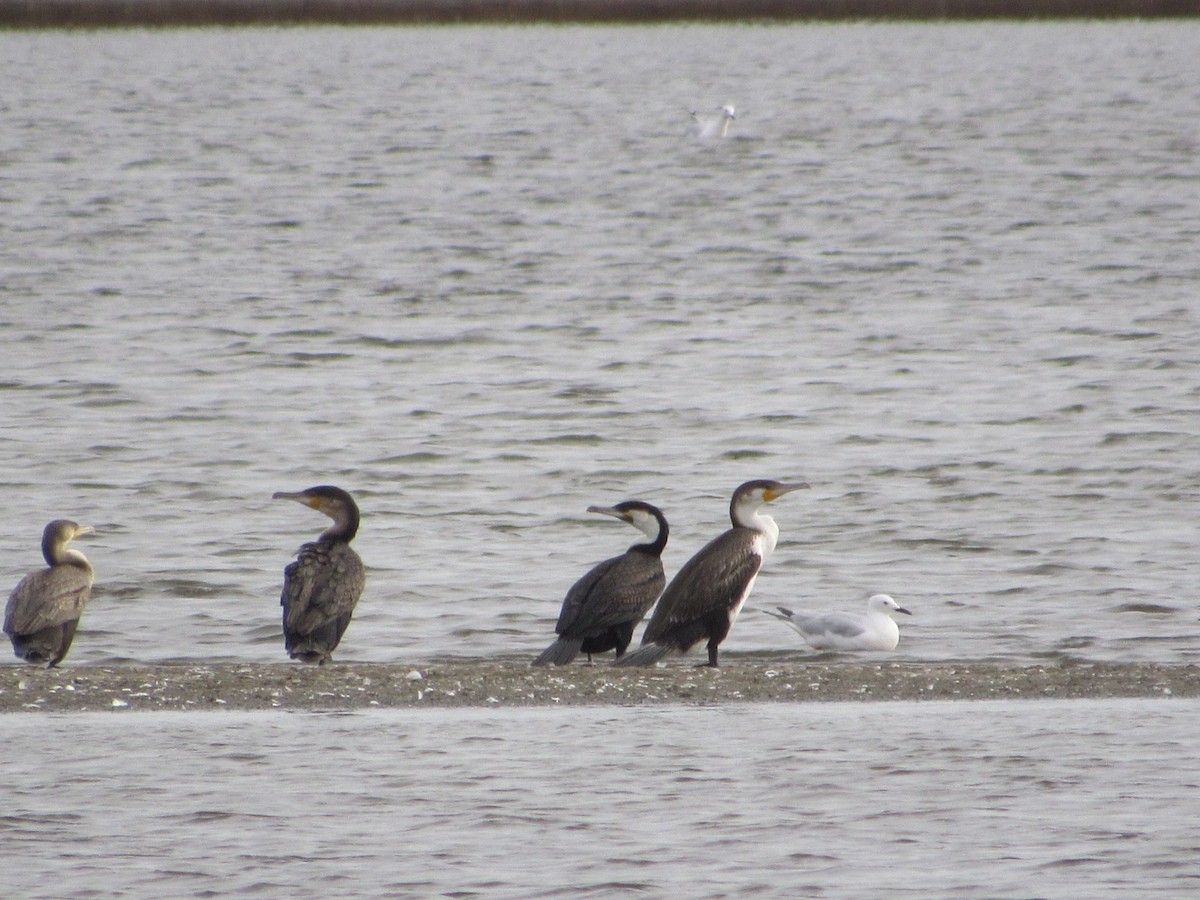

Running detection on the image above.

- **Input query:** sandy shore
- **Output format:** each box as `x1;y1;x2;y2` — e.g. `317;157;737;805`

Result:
1;657;1195;712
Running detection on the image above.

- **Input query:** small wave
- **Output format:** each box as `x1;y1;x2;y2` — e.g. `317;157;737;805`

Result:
284;351;355;362
1101;430;1185;445
0;813;84;827
354;333;495;349
158;580;236;599
1114;603;1179;615
528;434;605;446
721;449;771;460
368;452;447;465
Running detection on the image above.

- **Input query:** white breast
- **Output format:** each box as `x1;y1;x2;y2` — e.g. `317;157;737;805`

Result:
757;514;780;559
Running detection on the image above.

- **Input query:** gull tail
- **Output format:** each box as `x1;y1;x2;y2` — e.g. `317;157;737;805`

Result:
531;637;584;667
613;642;673;668
761;606;795;622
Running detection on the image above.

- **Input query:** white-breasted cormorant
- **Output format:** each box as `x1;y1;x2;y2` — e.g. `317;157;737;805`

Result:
4;519;96;667
763;593;912;651
532;500;668;667
273;486;365;665
615;479;808;668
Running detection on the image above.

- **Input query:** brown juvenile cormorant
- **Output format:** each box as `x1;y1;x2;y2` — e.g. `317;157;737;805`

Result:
4;519;96;667
615;479;808;668
273;485;365;665
532;500;668;667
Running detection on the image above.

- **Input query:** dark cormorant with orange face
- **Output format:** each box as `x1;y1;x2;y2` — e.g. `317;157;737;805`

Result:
273;486;365;665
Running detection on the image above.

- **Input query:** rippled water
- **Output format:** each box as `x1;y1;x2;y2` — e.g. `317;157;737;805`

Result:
2;22;1200;667
3;699;1197;897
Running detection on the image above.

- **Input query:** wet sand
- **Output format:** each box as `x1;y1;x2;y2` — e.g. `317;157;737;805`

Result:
1;657;1195;711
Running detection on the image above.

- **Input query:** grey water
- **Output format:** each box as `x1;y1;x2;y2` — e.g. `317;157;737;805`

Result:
3;699;1199;897
4;23;1200;668
3;21;1200;899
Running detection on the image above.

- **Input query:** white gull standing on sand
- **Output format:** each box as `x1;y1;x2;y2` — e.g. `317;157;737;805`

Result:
762;594;912;651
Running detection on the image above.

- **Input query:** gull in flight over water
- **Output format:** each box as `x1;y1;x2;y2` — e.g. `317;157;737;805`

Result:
691;104;736;139
763;593;912;651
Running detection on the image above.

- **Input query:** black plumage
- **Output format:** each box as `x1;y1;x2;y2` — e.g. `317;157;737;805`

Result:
533;501;668;666
616;479;807;668
4;519;96;667
274;486;365;665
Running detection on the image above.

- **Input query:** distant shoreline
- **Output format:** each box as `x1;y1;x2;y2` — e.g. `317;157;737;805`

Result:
2;658;1195;711
1;0;1197;29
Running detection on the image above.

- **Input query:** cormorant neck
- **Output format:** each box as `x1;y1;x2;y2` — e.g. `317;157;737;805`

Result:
43;534;71;566
731;500;780;557
631;511;669;557
319;511;359;543
730;497;770;531
316;501;357;542
44;540;91;571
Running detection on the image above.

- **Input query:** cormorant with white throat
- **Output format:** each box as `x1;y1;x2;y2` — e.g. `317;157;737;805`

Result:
763;593;912;651
273;486;365;665
532;500;668;667
4;519;96;667
615;479;808;668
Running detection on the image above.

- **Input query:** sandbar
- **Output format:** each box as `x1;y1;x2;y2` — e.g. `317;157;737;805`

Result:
1;657;1195;712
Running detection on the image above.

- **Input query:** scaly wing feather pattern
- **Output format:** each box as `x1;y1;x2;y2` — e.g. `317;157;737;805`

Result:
281;541;365;638
558;551;665;638
554;555;619;634
4;566;93;636
643;529;761;644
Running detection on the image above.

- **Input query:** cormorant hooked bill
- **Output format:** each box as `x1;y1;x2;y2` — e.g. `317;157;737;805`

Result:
273;486;365;665
615;479;808;668
4;519;96;667
532;501;668;667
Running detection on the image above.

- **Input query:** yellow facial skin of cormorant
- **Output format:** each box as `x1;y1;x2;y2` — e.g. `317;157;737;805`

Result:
764;483;810;502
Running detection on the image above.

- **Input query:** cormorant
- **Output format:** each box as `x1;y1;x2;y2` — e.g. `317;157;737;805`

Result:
273;485;365;665
763;594;912;651
615;479;808;668
4;519;96;667
532;500;668;667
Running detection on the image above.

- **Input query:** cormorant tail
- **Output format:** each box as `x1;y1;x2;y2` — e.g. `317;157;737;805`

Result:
12;638;51;665
532;637;584;667
613;642;673;667
286;640;333;665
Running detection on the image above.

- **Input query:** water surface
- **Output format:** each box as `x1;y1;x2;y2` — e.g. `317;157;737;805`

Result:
3;699;1198;897
0;23;1198;668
